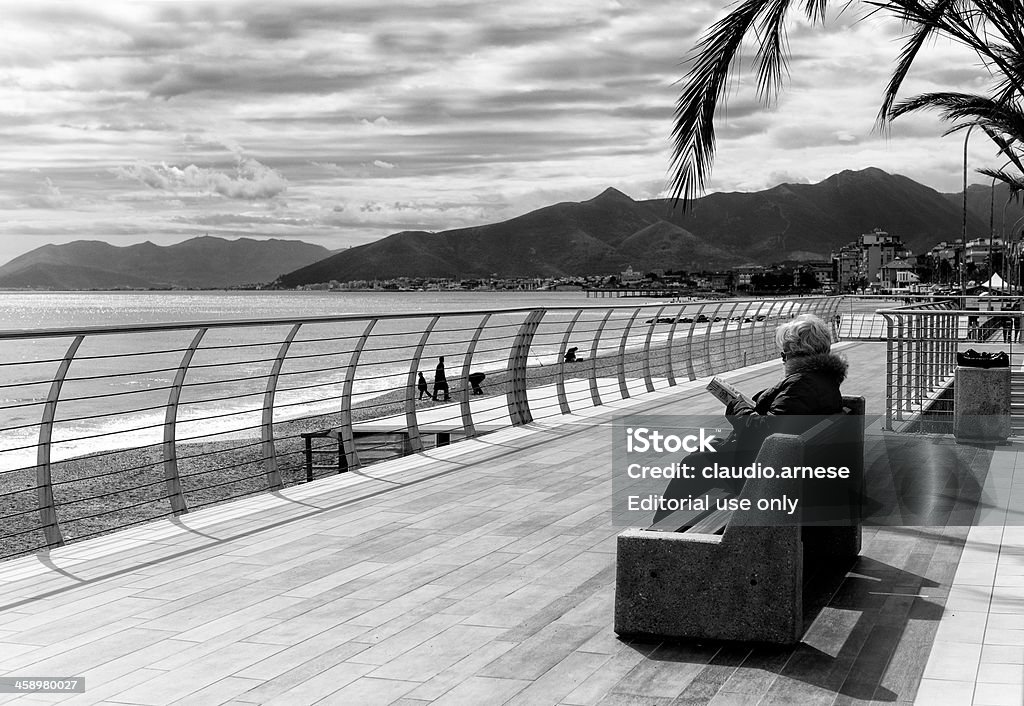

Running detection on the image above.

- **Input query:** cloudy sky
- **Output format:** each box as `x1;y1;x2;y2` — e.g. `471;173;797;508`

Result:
0;0;992;265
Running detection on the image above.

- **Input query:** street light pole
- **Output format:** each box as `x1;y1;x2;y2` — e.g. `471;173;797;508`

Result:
962;124;974;298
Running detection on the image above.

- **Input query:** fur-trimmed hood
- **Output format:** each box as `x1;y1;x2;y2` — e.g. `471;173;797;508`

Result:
786;351;848;383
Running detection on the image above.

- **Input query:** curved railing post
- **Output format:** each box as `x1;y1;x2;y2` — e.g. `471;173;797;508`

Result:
642;305;666;393
703;301;725;375
35;335;84;548
340;319;377;469
164;328;207;516
665;303;685;386
720;301;742;370
590;310;614;406
506;310;545;425
261;323;302;490
737;299;755;364
460;313;491;436
617;308;642;399
556;311;582;414
685;302;707;381
406;316;440;452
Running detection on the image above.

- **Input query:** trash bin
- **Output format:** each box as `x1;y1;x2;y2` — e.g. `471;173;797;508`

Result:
954;352;1010;441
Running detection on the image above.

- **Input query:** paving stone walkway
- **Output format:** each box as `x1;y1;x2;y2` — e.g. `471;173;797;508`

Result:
0;341;1012;705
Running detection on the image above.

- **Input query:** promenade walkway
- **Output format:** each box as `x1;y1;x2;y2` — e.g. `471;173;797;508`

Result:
0;341;1018;705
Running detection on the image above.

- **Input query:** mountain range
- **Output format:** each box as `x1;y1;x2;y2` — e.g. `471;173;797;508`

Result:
0;237;333;290
4;167;1023;290
278;167;1015;286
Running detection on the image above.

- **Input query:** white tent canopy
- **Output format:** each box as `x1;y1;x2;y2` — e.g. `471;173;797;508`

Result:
983;272;1009;290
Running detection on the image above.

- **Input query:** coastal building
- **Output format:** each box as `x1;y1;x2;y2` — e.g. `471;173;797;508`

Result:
709;271;732;291
878;258;920;289
733;265;764;291
858;228;908;285
799;261;834;287
964;237;1004;267
619;266;643;285
830;244;861;292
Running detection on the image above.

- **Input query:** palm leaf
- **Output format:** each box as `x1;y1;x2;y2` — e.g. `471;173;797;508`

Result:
669;0;830;207
977;167;1024;197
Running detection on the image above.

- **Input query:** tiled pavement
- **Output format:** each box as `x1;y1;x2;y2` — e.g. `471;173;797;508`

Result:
0;341;1018;705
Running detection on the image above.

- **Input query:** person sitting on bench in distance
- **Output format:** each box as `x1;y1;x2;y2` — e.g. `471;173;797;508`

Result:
655;314;848;522
564;346;579;363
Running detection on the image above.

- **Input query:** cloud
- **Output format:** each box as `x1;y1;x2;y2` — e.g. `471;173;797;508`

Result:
18;178;69;209
0;0;1005;267
175;213;314;227
113;157;288;199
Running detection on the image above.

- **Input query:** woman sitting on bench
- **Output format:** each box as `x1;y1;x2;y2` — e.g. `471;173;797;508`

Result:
723;313;849;459
656;314;848;522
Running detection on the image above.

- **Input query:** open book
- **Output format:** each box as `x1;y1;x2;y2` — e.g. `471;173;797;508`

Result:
706;376;756;409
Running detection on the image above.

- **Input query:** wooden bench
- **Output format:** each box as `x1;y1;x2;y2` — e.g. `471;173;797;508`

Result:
614;395;866;645
299;420;505;480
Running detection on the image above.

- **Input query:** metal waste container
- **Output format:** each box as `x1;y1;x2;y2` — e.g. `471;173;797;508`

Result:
954;352;1010;441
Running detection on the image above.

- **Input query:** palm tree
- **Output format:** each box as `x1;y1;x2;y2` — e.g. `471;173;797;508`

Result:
670;0;1024;206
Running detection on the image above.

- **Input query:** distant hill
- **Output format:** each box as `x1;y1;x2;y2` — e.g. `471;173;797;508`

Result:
278;187;748;285
645;167;989;260
952;182;1024;235
278;168;992;286
0;236;334;289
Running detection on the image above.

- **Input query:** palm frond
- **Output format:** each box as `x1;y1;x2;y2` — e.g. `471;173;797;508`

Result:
755;0;792;102
669;0;825;207
892;90;1024;186
889;91;1024;136
977;167;1024;197
869;0;957;128
981;126;1024;179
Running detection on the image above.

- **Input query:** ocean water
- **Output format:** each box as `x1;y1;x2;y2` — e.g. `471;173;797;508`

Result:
0;290;811;473
0;290;597;329
0;290;692;471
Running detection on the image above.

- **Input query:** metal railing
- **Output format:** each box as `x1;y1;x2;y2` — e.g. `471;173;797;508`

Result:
0;296;842;558
878;298;1024;432
836;294;964;340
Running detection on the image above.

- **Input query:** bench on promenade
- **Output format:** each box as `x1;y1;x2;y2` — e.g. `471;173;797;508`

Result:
299;419;505;480
614;396;866;645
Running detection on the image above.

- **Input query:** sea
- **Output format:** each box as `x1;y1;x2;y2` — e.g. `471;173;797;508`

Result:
0;289;711;472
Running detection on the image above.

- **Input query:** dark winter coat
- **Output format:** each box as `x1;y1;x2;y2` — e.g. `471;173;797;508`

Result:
726;351;849;465
654;351;848;525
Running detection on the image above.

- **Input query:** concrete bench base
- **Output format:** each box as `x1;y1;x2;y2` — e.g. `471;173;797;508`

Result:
615;526;804;644
614;396;865;645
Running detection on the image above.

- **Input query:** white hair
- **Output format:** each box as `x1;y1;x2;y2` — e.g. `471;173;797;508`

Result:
775;314;833;357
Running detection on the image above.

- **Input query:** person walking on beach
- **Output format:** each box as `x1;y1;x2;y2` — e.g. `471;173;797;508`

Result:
417;372;429;400
432;356;450;402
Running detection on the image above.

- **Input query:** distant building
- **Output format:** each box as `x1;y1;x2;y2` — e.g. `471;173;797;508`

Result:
709;272;732;291
830;244;861;291
619;266;643;285
964;237;1004;267
798;261;834;287
879;258;919;289
859;228;908;285
733;265;764;290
